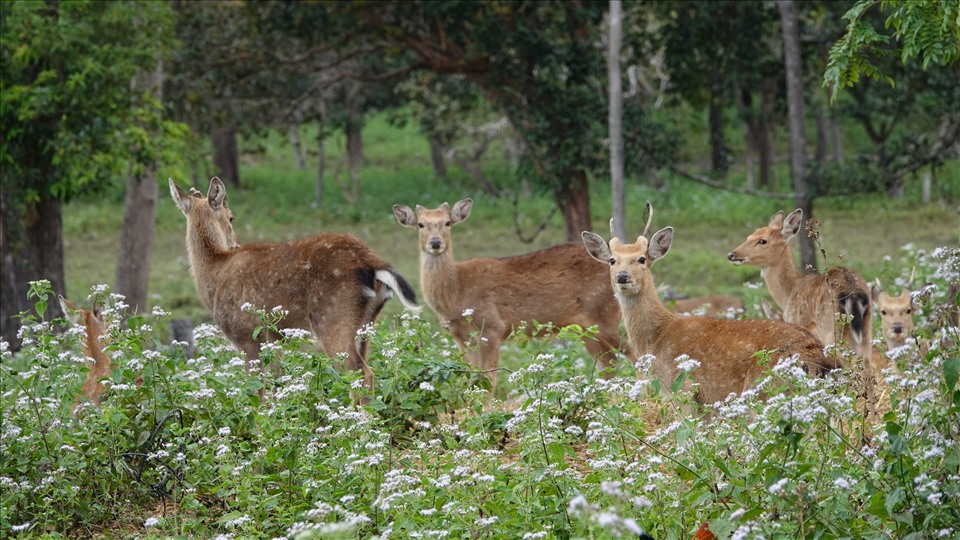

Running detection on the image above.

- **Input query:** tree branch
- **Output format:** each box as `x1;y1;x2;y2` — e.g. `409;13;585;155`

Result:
662;165;798;199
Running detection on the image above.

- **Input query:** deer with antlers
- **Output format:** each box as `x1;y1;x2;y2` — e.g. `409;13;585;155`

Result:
582;205;837;407
170;178;419;392
393;198;635;387
727;209;876;408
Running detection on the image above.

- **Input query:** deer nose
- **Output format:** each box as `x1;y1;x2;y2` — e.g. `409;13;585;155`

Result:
429;238;443;250
615;272;630;284
892;323;903;334
726;252;738;262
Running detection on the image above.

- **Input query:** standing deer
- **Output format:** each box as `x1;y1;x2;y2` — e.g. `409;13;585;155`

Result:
59;296;111;410
170;178;419;392
393;199;634;387
727;209;875;407
582;219;837;407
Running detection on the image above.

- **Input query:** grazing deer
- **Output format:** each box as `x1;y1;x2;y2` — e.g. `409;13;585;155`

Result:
581;218;837;408
393;198;634;386
727;209;876;407
170;178;419;392
59;296;112;410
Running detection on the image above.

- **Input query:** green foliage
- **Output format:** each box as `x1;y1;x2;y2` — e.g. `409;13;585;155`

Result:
824;0;960;98
0;0;186;206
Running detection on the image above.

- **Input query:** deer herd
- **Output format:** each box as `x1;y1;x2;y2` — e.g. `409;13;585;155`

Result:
59;177;952;418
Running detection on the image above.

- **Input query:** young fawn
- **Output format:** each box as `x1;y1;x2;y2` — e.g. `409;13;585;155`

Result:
393;198;634;387
170;178;419;392
582;223;837;408
727;209;876;407
59;296;111;410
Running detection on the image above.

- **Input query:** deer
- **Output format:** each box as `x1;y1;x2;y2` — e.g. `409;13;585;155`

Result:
59;296;112;411
871;285;916;352
393;198;635;387
726;209;876;410
665;295;744;319
581;210;838;408
170;177;419;392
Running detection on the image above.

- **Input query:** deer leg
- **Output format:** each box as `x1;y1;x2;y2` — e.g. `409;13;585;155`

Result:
320;324;374;393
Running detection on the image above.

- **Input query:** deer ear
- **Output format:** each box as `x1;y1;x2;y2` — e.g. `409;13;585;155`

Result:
169;179;192;216
451;199;473;224
58;295;81;325
648;227;674;264
767;211;785;229
208;177;227;210
393;205;417;228
581;231;611;263
871;284;883;303
781;209;803;240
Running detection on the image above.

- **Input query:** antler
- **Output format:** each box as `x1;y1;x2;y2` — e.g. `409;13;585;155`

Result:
642;201;654;238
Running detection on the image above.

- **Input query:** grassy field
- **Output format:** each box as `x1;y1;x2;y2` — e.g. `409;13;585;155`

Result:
63;112;959;328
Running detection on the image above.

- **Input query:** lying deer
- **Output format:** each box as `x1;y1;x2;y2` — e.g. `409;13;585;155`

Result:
727;209;875;406
393;198;634;387
59;296;111;410
170;178;419;392
665;295;744;319
582;218;837;407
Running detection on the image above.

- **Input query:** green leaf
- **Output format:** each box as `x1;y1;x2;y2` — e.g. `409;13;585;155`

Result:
943;357;959;393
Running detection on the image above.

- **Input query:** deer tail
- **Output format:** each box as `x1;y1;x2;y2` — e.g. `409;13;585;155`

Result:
839;289;870;348
376;268;421;313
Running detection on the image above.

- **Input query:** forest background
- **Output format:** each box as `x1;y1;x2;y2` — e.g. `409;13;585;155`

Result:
2;0;958;345
2;1;960;539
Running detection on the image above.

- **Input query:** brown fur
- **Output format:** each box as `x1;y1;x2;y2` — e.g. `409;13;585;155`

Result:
171;178;419;392
60;296;111;410
394;199;635;387
583;227;837;407
727;209;876;407
666;295;744;318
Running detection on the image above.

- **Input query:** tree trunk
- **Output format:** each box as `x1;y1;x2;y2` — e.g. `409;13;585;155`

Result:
316;116;326;208
429;137;448;178
212;124;240;188
555;170;592;243
1;192;66;350
778;0;817;272
708;93;727;176
737;88;757;191
115;64;162;315
829;108;844;165
758;90;773;188
608;0;626;241
290;124;306;169
115;170;157;314
345;94;363;203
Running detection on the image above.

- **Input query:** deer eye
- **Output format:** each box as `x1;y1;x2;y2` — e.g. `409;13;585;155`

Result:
608;258;616;266
757;239;767;245
445;221;451;227
906;309;912;314
418;223;425;229
881;310;887;316
638;256;646;264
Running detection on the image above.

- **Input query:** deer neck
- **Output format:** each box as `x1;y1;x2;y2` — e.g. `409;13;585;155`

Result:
619;278;676;354
760;245;803;309
420;249;460;316
185;219;231;305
